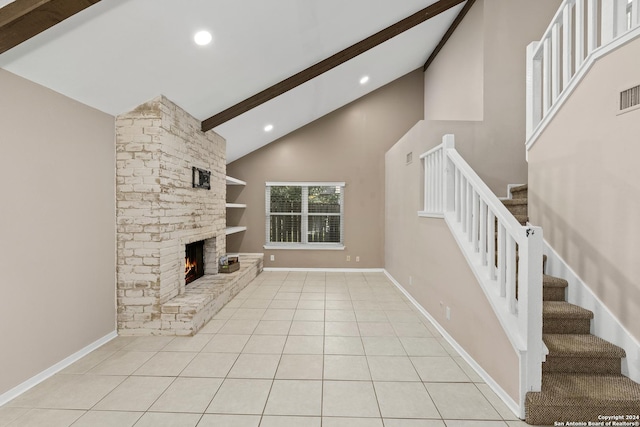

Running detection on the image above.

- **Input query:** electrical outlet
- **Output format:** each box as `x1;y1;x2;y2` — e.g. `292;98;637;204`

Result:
409;276;412;285
346;255;351;262
446;306;451;320
270;255;275;261
356;256;360;262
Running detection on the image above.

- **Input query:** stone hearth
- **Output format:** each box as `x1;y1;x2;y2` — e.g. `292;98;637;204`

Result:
116;95;228;335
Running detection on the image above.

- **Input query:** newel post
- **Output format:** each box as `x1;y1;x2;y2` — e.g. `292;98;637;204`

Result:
442;134;455;213
518;225;544;400
526;42;541;142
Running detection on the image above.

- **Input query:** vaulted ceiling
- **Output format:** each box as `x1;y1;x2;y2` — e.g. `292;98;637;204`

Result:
0;0;468;162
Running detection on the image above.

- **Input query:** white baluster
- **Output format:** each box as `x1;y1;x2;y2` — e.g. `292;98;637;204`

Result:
466;181;473;240
506;236;517;314
436;153;440;212
429;155;434;212
551;22;561;101
497;223;506;297
575;0;585;68
480;201;488;265
617;0;630;33
471;190;479;248
455;169;461;223
633;0;640;29
543;37;552;114
442;134;455;214
587;0;598;52
423;156;428;212
562;2;573;89
462;178;467;231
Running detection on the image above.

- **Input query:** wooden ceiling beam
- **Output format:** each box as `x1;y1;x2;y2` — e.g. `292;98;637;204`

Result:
201;0;466;132
422;0;475;71
0;0;101;55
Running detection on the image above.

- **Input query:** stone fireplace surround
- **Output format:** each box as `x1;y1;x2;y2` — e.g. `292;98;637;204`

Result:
115;96;262;336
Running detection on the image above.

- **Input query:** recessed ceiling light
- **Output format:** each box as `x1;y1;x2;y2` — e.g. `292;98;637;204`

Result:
360;75;370;85
194;30;212;46
264;124;274;132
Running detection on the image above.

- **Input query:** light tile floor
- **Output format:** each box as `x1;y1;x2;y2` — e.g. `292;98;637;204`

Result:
0;271;531;427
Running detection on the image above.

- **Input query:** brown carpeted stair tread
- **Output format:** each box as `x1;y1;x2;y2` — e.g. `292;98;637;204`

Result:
543;274;568;288
543;301;593;319
543;334;626;358
510;184;528;194
526;373;640;406
502;198;528;207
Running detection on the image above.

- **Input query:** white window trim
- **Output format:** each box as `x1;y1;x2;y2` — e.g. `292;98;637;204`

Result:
265;182;345;250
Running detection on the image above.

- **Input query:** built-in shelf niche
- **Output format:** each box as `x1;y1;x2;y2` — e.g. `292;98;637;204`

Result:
225;176;247;238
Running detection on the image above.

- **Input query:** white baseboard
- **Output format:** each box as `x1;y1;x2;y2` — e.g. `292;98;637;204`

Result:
383;270;522;419
263;267;385;273
0;331;118;406
543;241;640;383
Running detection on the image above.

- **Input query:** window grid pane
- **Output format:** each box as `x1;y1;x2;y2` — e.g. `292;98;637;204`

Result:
270;186;302;213
308;186;341;213
270;214;302;243
307;215;341;243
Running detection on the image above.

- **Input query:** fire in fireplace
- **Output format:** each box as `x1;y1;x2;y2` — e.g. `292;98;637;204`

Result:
185;241;205;285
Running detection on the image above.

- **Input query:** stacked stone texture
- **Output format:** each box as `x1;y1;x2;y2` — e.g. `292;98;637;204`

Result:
116;96;227;335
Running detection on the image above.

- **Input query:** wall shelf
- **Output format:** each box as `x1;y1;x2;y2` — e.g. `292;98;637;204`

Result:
226;176;246;186
226;203;247;209
225;226;247;235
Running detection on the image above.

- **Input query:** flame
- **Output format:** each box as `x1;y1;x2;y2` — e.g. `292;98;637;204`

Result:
185;257;197;276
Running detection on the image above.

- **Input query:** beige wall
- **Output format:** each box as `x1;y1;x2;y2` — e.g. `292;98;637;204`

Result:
528;37;640;342
226;69;424;268
424;0;484;121
385;121;520;402
423;0;562;194
0;69;116;396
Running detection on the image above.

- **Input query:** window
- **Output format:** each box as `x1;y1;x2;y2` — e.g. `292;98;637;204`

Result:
265;182;345;249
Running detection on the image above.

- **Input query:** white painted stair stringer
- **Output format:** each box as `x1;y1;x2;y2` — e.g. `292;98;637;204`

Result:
543;239;640;383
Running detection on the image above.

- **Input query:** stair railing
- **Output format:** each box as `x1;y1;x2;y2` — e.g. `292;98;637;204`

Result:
420;134;544;417
526;0;640;147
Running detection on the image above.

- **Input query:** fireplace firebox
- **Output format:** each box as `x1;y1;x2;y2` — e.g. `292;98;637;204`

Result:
185;241;205;285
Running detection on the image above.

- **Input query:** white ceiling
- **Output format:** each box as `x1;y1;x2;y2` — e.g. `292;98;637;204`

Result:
0;0;464;163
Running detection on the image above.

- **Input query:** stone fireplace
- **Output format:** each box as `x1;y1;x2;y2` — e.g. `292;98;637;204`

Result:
115;96;226;335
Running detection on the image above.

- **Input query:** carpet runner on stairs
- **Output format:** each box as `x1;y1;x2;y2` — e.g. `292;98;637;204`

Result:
501;184;640;424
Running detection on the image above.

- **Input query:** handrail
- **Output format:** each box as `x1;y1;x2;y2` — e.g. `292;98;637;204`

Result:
419;134;543;418
526;0;640;147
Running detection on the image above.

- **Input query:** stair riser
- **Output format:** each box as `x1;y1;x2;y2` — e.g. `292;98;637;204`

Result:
526;404;640;424
543;357;621;374
504;204;528;216
544;287;566;301
543;318;591;334
510;189;528;199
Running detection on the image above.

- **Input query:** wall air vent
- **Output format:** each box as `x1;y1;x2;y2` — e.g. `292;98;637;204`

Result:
406;152;413;165
620;84;640;111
